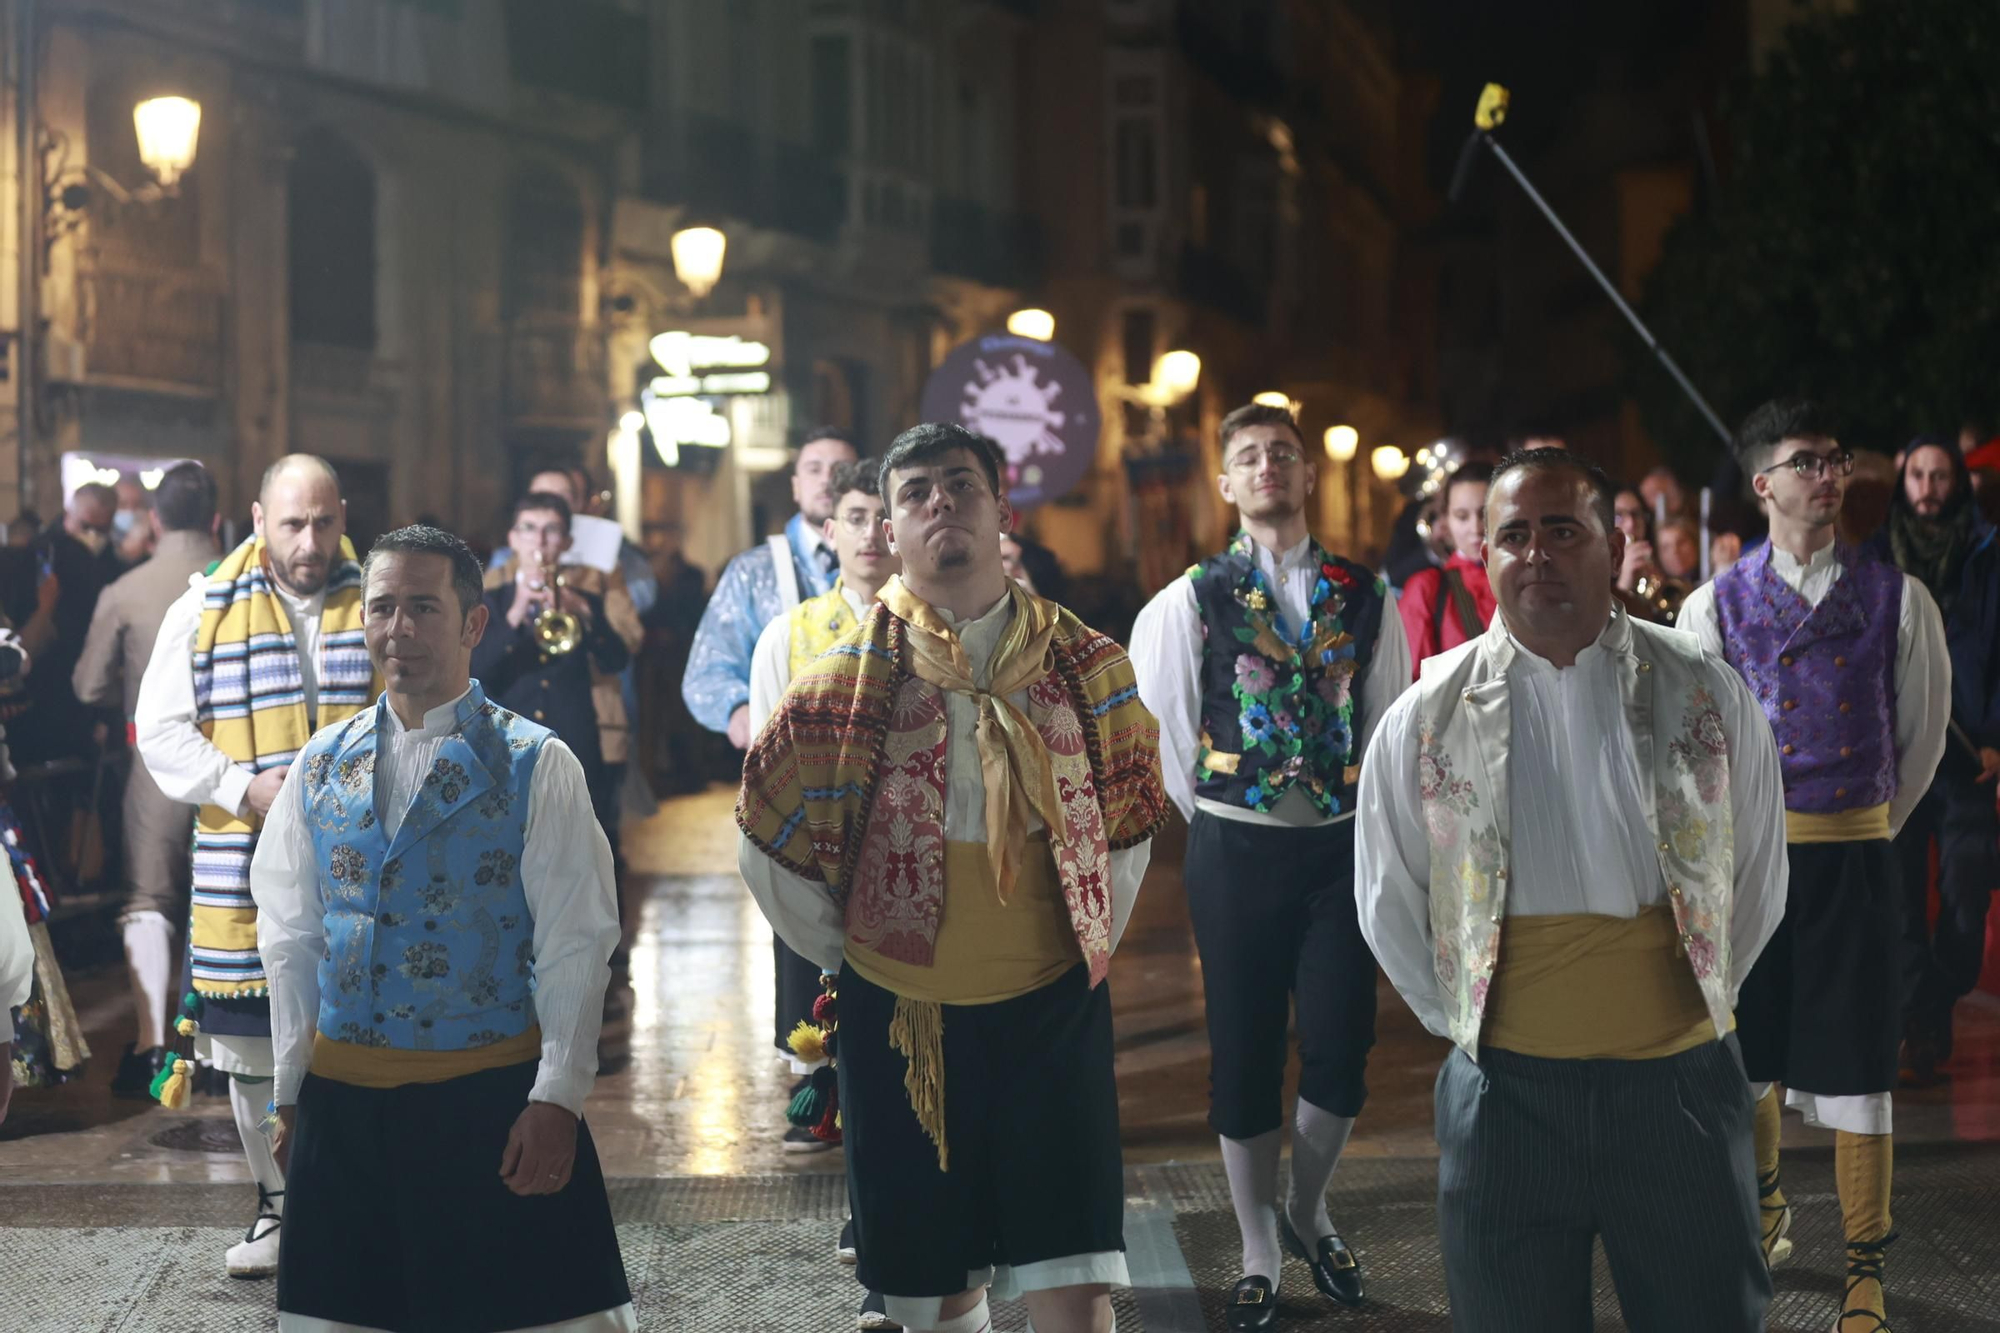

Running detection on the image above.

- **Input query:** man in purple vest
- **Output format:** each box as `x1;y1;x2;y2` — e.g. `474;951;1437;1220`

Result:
1680;396;1948;1333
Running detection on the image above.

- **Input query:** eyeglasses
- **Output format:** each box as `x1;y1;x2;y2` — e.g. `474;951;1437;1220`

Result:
511;522;568;540
1225;444;1304;471
1759;449;1855;481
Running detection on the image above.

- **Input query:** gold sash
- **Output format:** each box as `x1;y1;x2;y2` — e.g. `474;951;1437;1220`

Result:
1784;802;1891;844
309;1025;543;1090
1481;907;1719;1060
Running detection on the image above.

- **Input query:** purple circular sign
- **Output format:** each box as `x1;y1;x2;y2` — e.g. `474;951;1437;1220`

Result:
920;335;1100;509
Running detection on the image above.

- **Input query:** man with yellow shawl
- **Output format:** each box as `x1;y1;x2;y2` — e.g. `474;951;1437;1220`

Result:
739;424;1169;1333
136;454;380;1280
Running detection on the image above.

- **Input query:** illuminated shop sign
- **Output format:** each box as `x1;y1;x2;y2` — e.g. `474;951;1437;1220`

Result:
646;331;772;398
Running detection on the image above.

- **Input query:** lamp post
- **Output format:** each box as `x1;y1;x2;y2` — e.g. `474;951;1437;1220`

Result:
669;225;726;300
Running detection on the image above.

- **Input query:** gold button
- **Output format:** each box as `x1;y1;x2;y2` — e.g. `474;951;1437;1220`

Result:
1839;701;1852;714
1835;787;1848;799
1782;699;1797;711
1463;689;1476;702
1496;869;1508;881
1637;661;1652;673
1781;654;1794;667
1782;744;1795;755
539;678;551;688
1840;746;1852;758
1658;841;1670;853
534;709;546;721
1669;883;1684;898
1835;656;1847;668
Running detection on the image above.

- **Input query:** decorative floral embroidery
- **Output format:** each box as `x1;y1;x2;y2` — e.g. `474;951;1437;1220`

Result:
426;758;470;805
474;850;517;887
334;1023;391;1048
328;845;367;885
399;941;451;980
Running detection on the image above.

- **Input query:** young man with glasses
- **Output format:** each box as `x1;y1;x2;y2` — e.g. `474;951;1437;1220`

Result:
1678;397;1949;1333
1131;402;1409;1329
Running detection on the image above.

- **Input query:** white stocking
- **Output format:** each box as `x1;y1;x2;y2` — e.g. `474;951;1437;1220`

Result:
1220;1127;1283;1285
228;1076;285;1210
1285;1096;1355;1239
120;911;174;1051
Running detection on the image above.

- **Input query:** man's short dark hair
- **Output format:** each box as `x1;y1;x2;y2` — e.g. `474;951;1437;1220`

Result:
877;423;1004;501
363;525;485;620
153;462;217;532
512;490;573;533
73;481;117;511
1218;403;1305;456
801;425;858;452
829;458;879;502
1734;396;1840;473
1444;462;1495;506
1487;448;1616;531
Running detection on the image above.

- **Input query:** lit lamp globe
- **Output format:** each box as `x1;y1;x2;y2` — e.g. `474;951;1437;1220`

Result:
1324;424;1359;462
1154;349;1202;402
671;226;727;300
1007;308;1055;341
1252;391;1291;409
133;96;201;188
1370;445;1410;482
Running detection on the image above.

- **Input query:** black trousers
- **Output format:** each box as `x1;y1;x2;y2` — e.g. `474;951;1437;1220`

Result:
837;963;1125;1299
1184;812;1376;1137
774;937;826;1054
1736;839;1902;1095
1894;776;1998;1041
1436;1039;1770;1332
279;1061;631;1333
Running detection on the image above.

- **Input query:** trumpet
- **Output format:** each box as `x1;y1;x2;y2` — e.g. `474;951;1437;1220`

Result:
1633;571;1692;624
529;552;583;656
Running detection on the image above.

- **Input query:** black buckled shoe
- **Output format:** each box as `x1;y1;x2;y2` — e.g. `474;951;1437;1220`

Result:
1282;1217;1365;1306
110;1044;169;1100
1226;1275;1278;1331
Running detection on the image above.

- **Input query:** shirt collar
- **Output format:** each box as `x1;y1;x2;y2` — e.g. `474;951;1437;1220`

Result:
1507;615;1617;676
384;685;472;741
946;588;1014;635
1769;540;1839;580
839;583;873;619
1245;532;1314;573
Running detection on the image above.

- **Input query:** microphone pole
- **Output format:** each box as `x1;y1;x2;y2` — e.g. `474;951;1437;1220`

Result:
1450;84;1735;449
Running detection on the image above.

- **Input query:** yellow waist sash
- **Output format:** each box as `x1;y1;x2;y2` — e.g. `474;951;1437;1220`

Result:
310;1025;542;1090
1482;907;1719;1060
844;838;1079;1005
1785;802;1891;844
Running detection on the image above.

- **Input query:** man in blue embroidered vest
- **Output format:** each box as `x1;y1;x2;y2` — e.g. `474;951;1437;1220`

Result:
1131;402;1410;1328
252;526;631;1333
683;425;862;1152
1358;449;1790;1330
1680;399;1948;1332
135;454;379;1280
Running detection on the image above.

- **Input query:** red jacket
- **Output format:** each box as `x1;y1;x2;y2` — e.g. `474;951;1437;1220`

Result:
1399;553;1496;676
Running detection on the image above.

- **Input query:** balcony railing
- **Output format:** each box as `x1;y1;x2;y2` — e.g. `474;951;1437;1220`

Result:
931;196;1043;290
77;265;224;394
643;113;847;246
502;318;607;426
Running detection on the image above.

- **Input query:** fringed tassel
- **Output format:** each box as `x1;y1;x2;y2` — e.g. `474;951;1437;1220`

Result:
788;1063;837;1128
887;994;947;1172
154;992;203;1110
787;1019;828;1068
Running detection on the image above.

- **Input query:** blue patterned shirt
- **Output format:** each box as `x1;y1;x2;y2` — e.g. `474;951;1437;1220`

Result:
681;514;837;732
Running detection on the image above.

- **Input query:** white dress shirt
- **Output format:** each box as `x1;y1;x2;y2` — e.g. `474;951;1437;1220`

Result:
0;853;30;1045
1355;617;1791;1039
738;589;1153;971
1677;540;1950;835
136;573;327;819
747;582;872;734
252;686;620;1114
1129;533;1412;827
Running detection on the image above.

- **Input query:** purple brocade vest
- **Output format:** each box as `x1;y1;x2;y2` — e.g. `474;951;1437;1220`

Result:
1713;542;1901;813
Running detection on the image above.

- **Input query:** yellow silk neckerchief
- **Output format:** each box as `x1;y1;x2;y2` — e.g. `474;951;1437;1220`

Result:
878;575;1067;902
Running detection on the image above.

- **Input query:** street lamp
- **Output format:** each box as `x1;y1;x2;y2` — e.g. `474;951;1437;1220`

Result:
1324;424;1359;462
1252;390;1291;409
1370;445;1410;482
132;97;201;188
1153;349;1201;403
670;226;726;300
1007;308;1054;341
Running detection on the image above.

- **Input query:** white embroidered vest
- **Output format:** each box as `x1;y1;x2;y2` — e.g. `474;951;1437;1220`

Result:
1412;607;1737;1057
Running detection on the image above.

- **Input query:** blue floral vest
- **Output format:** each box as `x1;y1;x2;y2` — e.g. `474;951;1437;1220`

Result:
300;684;548;1052
1189;533;1385;817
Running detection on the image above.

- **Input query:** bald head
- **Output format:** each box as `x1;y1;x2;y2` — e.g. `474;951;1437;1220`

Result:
259;454;342;507
254;454;346;597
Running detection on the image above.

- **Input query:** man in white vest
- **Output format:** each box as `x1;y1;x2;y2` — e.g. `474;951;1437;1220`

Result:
1355;448;1790;1330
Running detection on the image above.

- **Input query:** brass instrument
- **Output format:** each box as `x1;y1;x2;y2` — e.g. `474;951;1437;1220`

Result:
1633;571;1693;624
530;552;583;656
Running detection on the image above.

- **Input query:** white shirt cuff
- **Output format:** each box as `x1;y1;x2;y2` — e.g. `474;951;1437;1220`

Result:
529;1065;592;1116
274;1062;309;1107
215;765;254;819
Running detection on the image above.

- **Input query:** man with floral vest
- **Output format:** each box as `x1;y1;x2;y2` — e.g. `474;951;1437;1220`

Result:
1357;449;1789;1330
1132;402;1410;1329
252;526;632;1332
1679;398;1949;1333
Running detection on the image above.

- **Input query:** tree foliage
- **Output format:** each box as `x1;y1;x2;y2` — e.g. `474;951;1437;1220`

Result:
1636;0;2000;475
